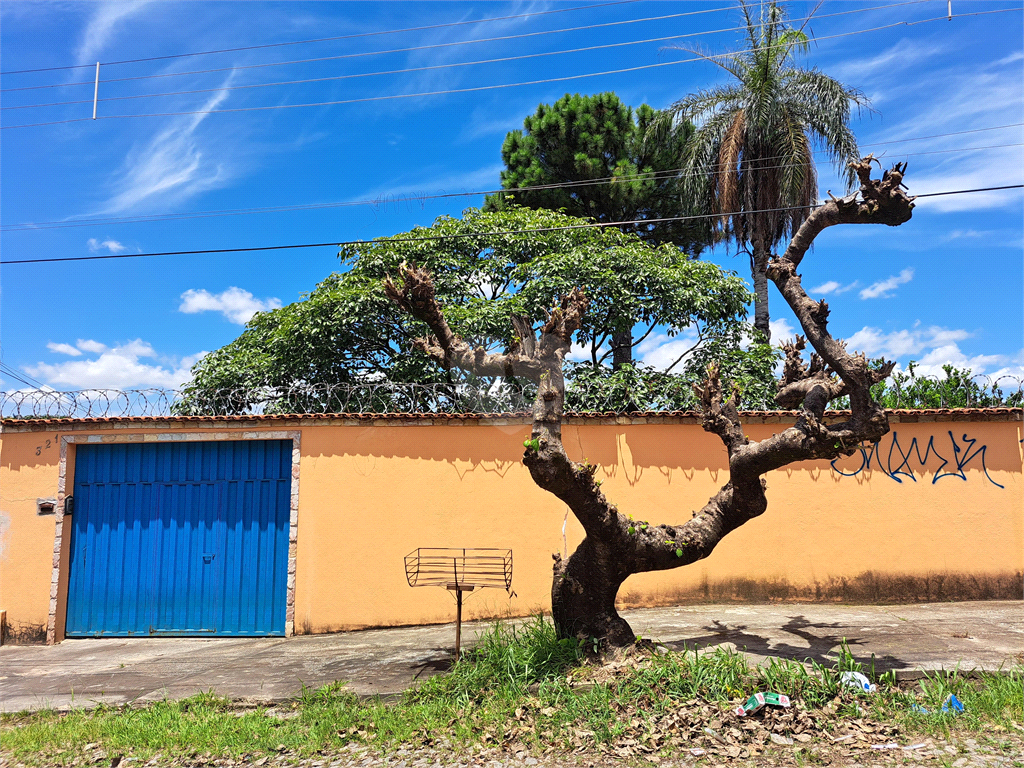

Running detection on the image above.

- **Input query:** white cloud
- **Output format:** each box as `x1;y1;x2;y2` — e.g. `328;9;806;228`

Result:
637;320;797;372
567;339;611;364
845;325;971;359
636;329;701;371
47;342;82;357
76;339;108;354
358;163;503;207
859;268;914;299
911;344;1007;379
810;280;859;296
993;50;1024;67
810;280;840;295
25;340;206;390
76;1;153;65
829;39;944;82
840;326;1021;380
567;341;592;363
87;237;126;254
829;48;1022;213
178;287;282;325
942;229;992;242
769;318;796;344
100;79;235;214
846;328;921;358
907;144;1024;212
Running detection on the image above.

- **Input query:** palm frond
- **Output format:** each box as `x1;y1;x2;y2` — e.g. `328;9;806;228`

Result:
666;0;867;252
667;84;747;127
781;68;868;189
663;42;748;81
717;111;746;235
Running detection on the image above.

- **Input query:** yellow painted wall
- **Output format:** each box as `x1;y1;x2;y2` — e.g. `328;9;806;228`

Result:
1;416;1021;642
0;429;63;642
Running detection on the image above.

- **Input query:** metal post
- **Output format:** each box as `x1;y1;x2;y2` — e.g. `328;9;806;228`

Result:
92;62;100;119
454;588;463;656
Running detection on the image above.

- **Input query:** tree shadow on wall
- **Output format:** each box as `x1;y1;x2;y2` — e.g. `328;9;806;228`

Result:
664;615;910;672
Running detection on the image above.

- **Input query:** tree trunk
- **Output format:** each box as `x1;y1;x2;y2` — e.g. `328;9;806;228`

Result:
751;245;771;341
551;536;634;647
611;329;633;369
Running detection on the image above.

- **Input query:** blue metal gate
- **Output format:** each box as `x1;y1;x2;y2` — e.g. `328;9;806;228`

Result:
66;440;292;637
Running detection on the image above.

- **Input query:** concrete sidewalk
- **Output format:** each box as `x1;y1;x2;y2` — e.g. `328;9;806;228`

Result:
2;601;1020;713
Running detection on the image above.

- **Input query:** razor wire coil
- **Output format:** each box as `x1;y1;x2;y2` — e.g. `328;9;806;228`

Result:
2;375;1021;419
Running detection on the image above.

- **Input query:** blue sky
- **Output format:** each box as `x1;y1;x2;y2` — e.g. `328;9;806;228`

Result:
2;0;1022;392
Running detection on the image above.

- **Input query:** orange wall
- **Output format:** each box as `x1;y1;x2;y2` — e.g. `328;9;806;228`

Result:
1;416;1021;642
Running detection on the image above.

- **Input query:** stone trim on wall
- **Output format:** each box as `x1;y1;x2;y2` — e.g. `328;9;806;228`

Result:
46;430;302;644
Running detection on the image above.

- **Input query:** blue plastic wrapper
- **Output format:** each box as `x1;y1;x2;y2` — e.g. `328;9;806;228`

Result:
941;694;965;714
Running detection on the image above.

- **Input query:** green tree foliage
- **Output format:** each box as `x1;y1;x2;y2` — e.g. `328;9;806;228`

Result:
565;335;780;413
485;92;710;252
485;92;713;365
179;206;772;414
661;1;868;339
872;363;1023;409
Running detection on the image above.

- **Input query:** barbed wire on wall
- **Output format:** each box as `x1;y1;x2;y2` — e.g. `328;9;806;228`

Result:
1;375;1021;420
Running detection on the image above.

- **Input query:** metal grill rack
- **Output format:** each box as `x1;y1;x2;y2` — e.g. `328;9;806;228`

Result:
404;548;513;654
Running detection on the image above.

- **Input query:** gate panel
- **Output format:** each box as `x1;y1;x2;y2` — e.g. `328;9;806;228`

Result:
65;440;292;637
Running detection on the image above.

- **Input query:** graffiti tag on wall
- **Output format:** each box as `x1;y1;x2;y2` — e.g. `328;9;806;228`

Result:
830;430;1004;488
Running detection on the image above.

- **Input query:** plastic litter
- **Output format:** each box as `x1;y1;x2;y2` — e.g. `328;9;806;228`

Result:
903;743;928;751
703;727;727;745
941;694;965;714
840;671;877;693
769;733;795;746
832;734;854;743
733;691;792;717
870;743;900;750
912;694;964;715
689;748;706;757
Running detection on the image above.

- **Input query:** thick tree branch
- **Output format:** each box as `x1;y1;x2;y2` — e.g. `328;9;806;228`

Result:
384;264;549;381
693;364;747;455
781;157;915;268
384;263;618;539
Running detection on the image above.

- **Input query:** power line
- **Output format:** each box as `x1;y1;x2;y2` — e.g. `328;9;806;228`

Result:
0;361;46;389
0;4;739;93
863;123;1024;147
0;1;931;111
3;185;1020;266
0;0;643;75
8;6;1017;130
5;132;1020;232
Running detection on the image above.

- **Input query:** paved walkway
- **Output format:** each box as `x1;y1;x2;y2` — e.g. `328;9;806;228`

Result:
2;601;1020;713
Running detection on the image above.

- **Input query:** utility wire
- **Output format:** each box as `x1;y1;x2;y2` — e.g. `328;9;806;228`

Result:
0;362;46;389
7;6;1016;130
3;185;1020;266
0;0;644;75
0;4;739;92
0;1;931;110
5;132;1020;232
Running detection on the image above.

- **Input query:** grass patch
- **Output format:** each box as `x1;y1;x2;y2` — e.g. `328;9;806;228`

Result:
2;617;1021;766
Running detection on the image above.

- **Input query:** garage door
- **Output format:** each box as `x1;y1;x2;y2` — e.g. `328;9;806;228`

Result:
65;440;293;637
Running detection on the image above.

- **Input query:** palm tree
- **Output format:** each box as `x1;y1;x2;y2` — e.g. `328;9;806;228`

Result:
662;1;868;340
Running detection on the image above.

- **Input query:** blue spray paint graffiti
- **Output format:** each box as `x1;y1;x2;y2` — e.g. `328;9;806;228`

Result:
831;430;1004;488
